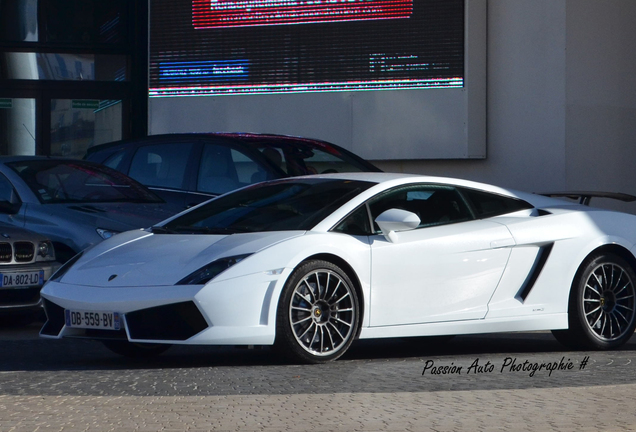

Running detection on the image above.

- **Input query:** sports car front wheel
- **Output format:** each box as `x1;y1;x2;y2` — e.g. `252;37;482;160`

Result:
276;260;359;363
553;253;636;350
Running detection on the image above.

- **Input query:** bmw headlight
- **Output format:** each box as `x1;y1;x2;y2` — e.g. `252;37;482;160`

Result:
36;241;55;261
177;254;252;285
96;228;119;240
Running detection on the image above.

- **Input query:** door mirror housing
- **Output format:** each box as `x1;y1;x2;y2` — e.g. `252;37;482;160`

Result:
0;200;21;215
375;208;420;242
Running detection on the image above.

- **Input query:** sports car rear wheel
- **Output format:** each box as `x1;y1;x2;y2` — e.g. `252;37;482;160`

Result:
554;253;636;349
276;260;359;363
102;340;171;358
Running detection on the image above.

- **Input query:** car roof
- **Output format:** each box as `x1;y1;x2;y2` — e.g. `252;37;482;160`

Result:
83;133;382;170
87;132;350;148
0;155;90;164
285;172;570;207
291;172;514;193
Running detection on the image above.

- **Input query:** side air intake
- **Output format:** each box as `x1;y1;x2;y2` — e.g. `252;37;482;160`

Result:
517;243;554;301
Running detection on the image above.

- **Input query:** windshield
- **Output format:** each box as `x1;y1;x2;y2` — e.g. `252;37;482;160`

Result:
229;136;380;177
160;179;374;234
9;160;164;204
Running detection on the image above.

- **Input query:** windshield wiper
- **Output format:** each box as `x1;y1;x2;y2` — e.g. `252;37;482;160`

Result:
151;226;177;234
170;225;251;235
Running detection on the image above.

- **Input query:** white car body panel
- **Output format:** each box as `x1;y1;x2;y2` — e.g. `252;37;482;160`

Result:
369;220;513;326
39;173;636;356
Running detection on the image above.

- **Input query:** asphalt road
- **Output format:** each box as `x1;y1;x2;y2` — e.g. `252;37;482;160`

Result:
2;322;636;431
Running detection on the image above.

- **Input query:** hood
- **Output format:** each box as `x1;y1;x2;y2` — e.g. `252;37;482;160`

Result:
32;202;181;233
0;223;50;242
59;230;305;287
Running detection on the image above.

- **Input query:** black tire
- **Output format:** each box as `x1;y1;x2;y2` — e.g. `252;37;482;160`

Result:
275;260;359;363
102;340;171;358
554;253;636;350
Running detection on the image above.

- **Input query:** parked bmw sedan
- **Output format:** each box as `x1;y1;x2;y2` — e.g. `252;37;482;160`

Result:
0;224;60;323
40;173;636;363
0;157;181;262
84;133;381;210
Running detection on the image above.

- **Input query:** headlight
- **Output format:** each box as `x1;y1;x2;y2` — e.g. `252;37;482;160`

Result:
177;254;252;285
36;241;55;261
49;251;83;282
96;228;119;240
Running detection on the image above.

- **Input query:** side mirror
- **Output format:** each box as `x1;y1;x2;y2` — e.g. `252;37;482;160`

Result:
0;200;20;215
375;208;420;242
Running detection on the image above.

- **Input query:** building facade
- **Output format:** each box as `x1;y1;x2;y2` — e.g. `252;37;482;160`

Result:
2;0;636;211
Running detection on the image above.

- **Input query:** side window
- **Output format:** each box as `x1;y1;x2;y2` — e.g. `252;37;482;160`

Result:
129;143;192;189
231;149;270;185
368;185;473;233
198;144;265;194
102;150;126;172
259;147;286;174
0;173;19;203
460;188;534;218
333;205;372;236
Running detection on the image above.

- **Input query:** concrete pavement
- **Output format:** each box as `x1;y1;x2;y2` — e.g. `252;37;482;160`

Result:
2;324;636;431
2;385;636;431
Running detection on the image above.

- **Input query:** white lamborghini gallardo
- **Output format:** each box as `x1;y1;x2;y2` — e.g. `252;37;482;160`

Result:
40;173;636;363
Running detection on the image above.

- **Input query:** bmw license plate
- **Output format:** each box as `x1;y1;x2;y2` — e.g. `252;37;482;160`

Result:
0;270;43;288
65;310;121;330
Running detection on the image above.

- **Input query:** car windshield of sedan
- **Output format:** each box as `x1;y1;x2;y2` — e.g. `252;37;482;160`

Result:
253;142;378;177
159;179;374;234
9;160;163;204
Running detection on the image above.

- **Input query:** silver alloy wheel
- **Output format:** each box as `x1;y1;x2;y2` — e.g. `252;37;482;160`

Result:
583;262;636;341
289;269;356;357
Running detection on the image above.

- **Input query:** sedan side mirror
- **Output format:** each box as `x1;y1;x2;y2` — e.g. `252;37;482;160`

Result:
375;208;420;242
0;200;21;215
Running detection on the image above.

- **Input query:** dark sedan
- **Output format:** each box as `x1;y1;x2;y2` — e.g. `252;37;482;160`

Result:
85;133;381;210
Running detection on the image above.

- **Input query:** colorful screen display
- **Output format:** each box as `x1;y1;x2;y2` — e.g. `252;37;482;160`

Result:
192;0;414;28
150;0;464;96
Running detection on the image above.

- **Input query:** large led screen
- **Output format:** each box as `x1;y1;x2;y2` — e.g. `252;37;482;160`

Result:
150;0;464;96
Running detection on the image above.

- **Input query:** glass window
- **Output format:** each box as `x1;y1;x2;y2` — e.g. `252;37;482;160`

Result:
255;142;371;176
0;173;20;203
368;184;473;233
41;0;128;45
197;144;266;195
0;53;128;81
50;99;123;159
163;179;374;233
230;148;266;184
0;0;38;42
0;97;36;155
101;149;127;171
8;160;162;204
129;143;193;190
460;188;534;219
333;205;371;236
1;0;128;44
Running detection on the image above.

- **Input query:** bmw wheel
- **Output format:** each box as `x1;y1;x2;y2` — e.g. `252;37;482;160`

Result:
276;260;359;363
553;253;636;350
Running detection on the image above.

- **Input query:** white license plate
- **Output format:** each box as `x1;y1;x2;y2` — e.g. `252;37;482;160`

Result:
0;270;43;288
65;309;121;330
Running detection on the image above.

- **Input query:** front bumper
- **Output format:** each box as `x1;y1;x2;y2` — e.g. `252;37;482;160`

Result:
39;269;289;346
0;261;61;315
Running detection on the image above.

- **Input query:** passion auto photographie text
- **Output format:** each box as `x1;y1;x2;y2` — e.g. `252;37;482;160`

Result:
422;356;590;378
